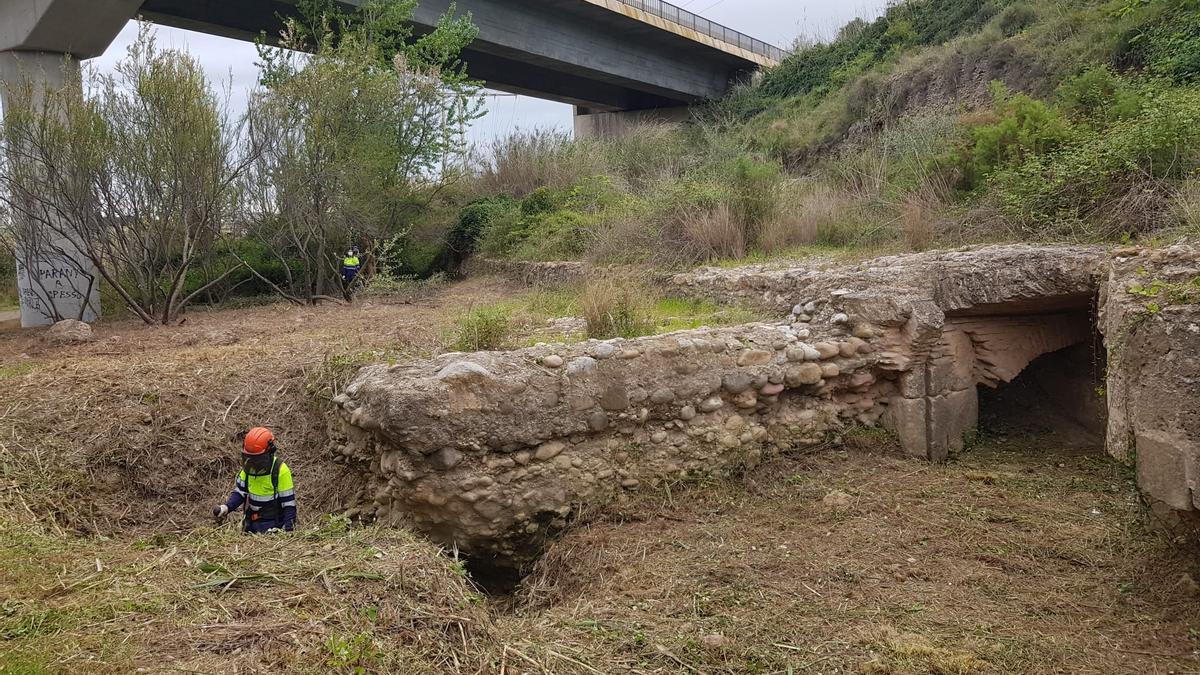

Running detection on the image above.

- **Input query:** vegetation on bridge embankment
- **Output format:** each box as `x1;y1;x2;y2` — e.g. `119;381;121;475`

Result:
433;0;1200;271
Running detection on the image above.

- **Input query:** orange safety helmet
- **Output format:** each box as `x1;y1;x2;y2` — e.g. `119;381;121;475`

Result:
243;427;276;456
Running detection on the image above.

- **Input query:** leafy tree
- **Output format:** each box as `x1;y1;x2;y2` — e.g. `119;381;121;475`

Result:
243;0;484;303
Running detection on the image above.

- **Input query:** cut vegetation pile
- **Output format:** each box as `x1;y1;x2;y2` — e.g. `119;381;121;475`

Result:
503;438;1200;674
0;278;509;535
1;521;490;672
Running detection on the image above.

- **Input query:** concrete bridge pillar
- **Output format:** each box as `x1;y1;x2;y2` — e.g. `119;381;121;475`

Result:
0;51;105;327
1;0;140;326
573;106;691;139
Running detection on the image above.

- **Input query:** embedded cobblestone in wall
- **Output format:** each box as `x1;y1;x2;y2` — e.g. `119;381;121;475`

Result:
336;244;1200;561
331;321;894;563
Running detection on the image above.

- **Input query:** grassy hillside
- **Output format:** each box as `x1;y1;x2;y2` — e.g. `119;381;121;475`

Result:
443;0;1200;269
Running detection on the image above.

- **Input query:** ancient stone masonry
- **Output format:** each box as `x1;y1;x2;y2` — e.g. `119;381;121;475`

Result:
336;244;1200;561
465;258;595;286
331;321;894;563
1099;245;1200;516
673;245;1107;459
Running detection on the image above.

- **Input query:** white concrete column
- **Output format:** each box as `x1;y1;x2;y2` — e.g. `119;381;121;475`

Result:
573;105;691;139
1;50;101;327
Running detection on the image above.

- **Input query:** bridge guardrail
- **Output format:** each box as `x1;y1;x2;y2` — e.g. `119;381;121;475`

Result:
615;0;789;63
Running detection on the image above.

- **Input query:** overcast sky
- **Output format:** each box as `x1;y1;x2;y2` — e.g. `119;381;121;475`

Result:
88;0;890;146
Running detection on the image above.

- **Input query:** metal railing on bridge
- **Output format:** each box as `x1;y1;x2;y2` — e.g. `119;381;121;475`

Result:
613;0;789;63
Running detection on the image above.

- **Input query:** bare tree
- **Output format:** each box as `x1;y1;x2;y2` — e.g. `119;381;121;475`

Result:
0;25;250;325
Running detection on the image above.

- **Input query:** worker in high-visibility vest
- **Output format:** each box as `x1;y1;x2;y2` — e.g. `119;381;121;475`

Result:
212;427;297;533
341;247;362;286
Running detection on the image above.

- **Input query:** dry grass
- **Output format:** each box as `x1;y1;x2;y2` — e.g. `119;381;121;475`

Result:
899;191;939;252
0;277;517;535
1170;179;1200;234
503;439;1200;674
0;518;492;673
577;276;655;339
759;181;842;253
680;204;747;261
470;129;605;199
3;273;1198;674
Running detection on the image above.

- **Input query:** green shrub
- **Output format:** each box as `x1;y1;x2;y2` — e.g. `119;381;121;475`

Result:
520;186;565;217
990;86;1200;236
443;197;515;271
1056;66;1144;125
729;157;783;229
1119;0;1200;83
966;82;1074;185
449;305;511;351
995;3;1038;37
759;0;1009;101
0;254;17;310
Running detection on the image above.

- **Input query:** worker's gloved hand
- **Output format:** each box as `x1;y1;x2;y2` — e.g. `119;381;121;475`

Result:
212;504;229;521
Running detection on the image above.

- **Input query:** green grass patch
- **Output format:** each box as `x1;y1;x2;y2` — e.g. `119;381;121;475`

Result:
0;362;36;379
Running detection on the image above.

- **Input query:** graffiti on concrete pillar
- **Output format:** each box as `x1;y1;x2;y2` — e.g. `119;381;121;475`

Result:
14;237;100;328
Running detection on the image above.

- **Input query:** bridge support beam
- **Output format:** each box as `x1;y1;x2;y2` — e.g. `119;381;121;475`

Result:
573;106;690;139
1;0;138;326
1;51;103;327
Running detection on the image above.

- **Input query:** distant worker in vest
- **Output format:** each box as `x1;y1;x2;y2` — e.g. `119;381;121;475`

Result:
341;246;362;286
212;427;297;533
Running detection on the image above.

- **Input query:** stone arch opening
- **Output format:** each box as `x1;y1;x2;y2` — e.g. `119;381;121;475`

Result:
892;295;1104;460
976;342;1107;449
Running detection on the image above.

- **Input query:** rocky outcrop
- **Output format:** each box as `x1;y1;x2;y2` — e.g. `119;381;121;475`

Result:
1099;245;1200;517
332;321;894;564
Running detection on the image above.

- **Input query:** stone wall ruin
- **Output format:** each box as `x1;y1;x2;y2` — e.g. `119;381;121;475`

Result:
335;245;1200;567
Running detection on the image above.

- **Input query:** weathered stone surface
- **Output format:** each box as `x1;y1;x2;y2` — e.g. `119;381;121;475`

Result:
332;321;885;564
814;342;840;359
534;441;566;461
737;349;773;367
44;319;94;344
786;363;823;386
599;386;629;411
722;372;754;394
436;361;494;384
335;243;1200;560
1099;245;1200;512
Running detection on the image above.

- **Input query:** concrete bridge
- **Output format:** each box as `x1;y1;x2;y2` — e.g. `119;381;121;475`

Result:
1;0;784;138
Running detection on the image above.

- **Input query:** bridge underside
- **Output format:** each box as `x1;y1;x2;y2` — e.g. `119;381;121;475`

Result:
137;0;762;112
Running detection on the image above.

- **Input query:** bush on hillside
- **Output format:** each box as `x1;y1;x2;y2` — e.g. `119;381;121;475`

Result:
990;86;1200;237
474;129;605;198
729;157;783;229
473;181;629;262
759;0;1011;101
1056;66;1145;125
440;196;515;272
1119;0;1200;83
966;82;1074;186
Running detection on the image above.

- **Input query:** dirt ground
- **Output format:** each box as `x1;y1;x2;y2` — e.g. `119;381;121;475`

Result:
0;277;518;533
498;436;1200;674
3;279;1199;673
